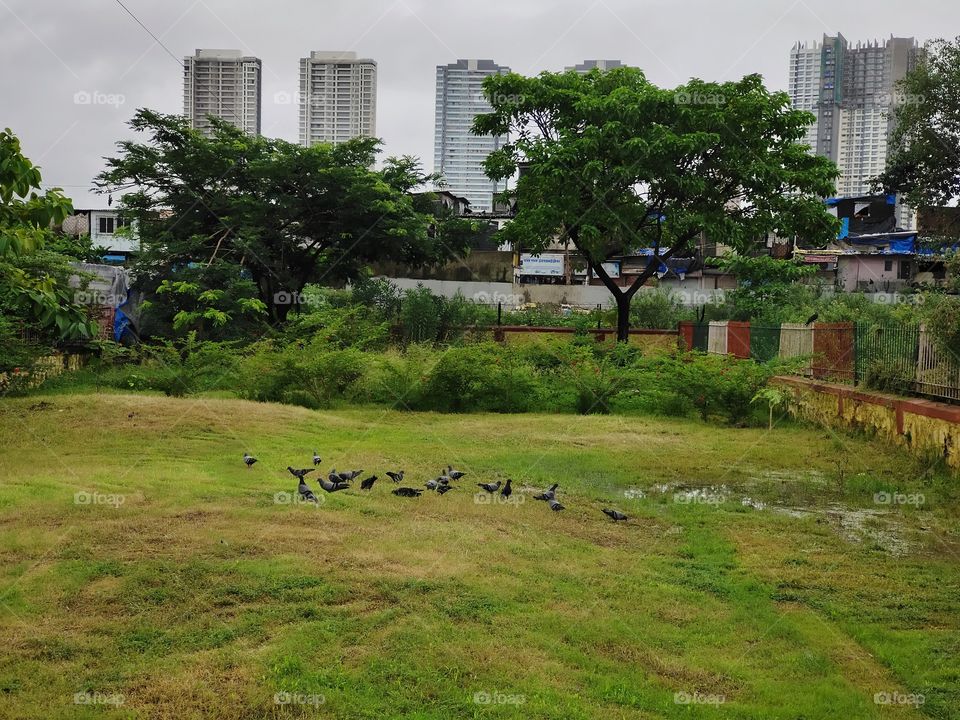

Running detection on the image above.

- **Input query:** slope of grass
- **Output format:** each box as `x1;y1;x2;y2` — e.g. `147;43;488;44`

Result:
0;392;957;719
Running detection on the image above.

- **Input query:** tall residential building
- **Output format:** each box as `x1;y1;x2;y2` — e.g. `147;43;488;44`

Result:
299;51;377;147
789;34;918;227
183;49;261;136
434;59;511;213
566;59;625;72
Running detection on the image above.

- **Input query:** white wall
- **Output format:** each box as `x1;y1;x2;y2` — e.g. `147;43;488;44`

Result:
383;277;727;308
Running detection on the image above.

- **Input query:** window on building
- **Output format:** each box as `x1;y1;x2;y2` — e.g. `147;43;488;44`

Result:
97;216;126;235
884;259;893;272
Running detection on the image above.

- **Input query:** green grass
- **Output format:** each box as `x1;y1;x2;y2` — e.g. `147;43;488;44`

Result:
0;392;957;719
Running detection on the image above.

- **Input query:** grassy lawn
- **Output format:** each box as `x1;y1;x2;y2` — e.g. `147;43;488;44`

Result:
0;392;957;719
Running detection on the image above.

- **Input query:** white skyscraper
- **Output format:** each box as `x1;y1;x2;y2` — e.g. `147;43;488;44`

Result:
299;51;377;147
789;35;918;227
434;59;510;213
183;49;261;136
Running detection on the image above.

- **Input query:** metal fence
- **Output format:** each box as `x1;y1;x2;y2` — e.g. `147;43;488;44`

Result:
915;327;960;402
854;323;920;392
685;320;960;403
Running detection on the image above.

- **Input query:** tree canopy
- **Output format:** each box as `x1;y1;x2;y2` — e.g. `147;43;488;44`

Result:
1;128;97;372
97;110;478;333
474;68;839;340
875;37;960;209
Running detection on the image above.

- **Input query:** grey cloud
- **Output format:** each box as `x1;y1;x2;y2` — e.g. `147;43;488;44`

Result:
1;0;955;207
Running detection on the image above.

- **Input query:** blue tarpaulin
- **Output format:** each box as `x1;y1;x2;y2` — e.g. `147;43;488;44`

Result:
839;217;850;239
887;237;916;254
113;307;132;343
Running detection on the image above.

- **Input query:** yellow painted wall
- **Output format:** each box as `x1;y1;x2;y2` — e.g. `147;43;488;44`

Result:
775;378;960;471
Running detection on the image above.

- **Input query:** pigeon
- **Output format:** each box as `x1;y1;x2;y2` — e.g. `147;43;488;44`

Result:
243;453;257;468
447;466;466;480
477;481;501;493
426;476;451;490
288;466;315;480
312;450;321;466
805;313;818;326
534;483;559;501
297;479;319;504
500;479;513;498
548;498;565;512
602;508;628;522
436;484;455;495
392;487;422;497
338;469;363;482
319;476;350;493
360;475;378;490
386;470;405;483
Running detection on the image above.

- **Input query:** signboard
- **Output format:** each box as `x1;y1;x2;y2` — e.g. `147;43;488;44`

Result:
600;261;621;279
800;255;837;264
519;253;564;276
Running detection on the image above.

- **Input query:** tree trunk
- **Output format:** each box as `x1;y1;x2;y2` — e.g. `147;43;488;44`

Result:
615;293;631;342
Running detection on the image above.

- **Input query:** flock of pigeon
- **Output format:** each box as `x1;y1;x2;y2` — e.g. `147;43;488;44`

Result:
242;451;630;522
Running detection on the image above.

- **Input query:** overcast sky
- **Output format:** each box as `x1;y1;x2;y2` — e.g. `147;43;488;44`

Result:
2;0;957;208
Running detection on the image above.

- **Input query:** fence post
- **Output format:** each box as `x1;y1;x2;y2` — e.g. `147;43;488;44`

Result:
678;321;694;351
497;302;502;326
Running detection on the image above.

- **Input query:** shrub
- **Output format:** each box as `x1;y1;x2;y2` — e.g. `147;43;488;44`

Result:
234;341;298;403
424;343;540;413
646;352;778;424
629;290;692;329
359;345;436;409
862;359;915;395
138;333;240;397
400;286;441;344
284;303;390;351
569;361;617;414
350;277;401;318
292;348;367;407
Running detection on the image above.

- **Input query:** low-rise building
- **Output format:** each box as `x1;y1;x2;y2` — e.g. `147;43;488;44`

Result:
61;209;138;261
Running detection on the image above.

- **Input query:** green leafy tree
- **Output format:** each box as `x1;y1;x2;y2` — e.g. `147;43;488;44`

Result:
875;37;960;208
97;110;477;331
474;68;839;341
0;128;97;372
717;254;818;322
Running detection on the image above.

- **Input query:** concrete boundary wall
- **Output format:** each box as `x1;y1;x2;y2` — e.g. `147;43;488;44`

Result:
774;375;960;471
383;277;726;307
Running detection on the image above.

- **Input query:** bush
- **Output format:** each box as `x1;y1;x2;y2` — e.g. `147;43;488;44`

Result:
138;333;240;397
359;345;436;409
74;335;239;397
292;348;367;407
400;286;442;344
569;361;617;414
643;352;778;424
862;359;915;395
629;290;693;329
425;342;540;413
283;302;390;351
234;341;298;403
350;277;401;318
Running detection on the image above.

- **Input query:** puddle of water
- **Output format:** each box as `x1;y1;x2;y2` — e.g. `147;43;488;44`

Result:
770;503;915;556
750;469;827;485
